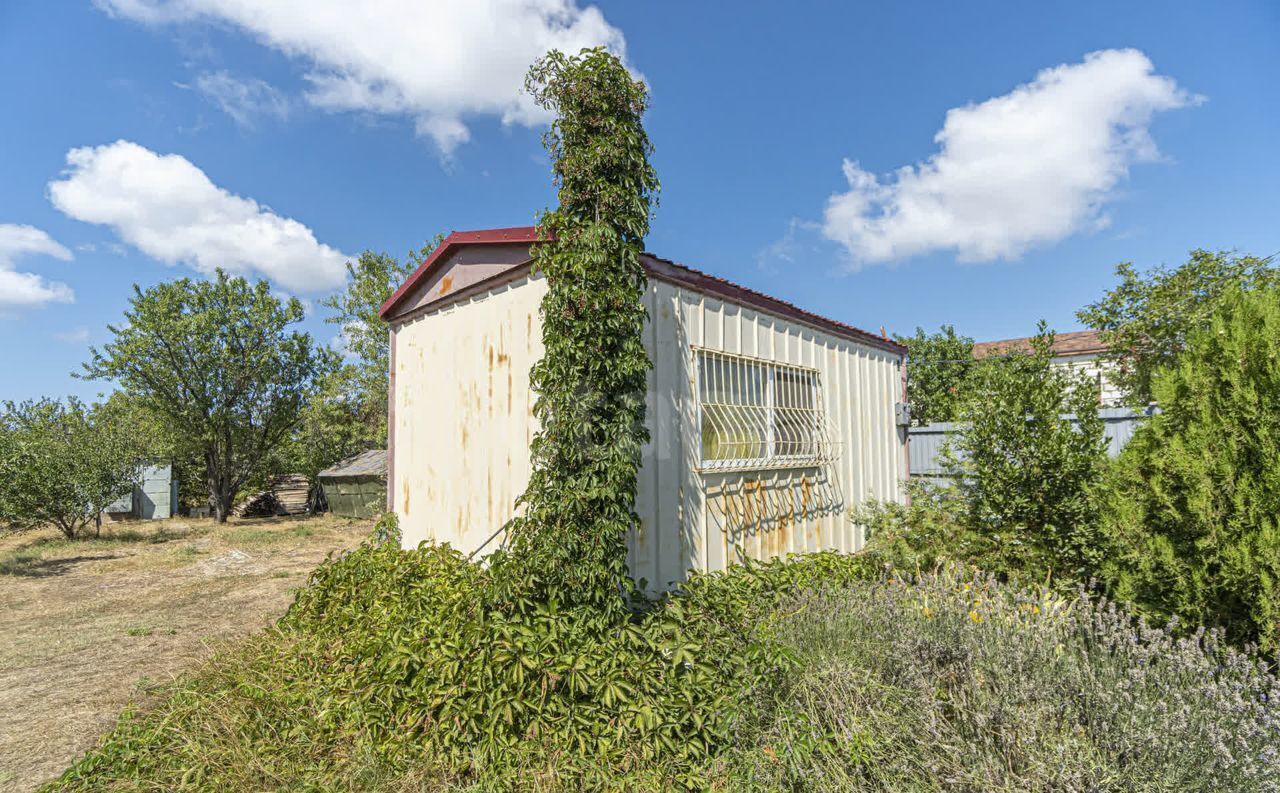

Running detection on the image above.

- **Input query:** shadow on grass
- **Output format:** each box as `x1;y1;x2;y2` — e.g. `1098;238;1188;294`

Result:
0;524;208;577
0;553;122;577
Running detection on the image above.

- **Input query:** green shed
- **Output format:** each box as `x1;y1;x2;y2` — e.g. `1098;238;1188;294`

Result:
318;450;387;519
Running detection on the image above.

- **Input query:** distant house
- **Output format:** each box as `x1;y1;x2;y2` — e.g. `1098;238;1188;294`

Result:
972;330;1122;406
379;227;908;592
104;463;177;521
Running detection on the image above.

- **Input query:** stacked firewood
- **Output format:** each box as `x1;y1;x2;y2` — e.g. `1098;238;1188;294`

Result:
231;473;312;517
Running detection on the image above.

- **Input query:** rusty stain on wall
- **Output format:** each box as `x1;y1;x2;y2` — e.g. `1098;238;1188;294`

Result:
705;469;843;563
439;275;453;295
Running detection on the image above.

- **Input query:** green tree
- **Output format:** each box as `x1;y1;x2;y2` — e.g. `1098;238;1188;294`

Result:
96;389;206;511
320;245;437;379
944;324;1109;584
493;48;659;611
284;243;443;480
1102;286;1280;655
896;324;975;424
0;397;144;538
82;271;337;522
1078;249;1278;405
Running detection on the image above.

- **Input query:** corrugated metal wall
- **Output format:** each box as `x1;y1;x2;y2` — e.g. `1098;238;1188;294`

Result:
105;464;175;519
392;273;907;590
629;281;906;591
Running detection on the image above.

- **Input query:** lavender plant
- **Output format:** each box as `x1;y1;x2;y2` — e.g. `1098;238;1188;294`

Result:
726;565;1280;792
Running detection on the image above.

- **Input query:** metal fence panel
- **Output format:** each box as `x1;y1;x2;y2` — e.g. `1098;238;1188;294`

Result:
909;406;1158;480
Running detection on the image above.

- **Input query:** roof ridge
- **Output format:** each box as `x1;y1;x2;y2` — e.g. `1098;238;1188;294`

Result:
380;226;905;355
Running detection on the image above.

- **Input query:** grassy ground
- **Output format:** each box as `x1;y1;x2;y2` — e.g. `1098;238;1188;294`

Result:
0;514;371;792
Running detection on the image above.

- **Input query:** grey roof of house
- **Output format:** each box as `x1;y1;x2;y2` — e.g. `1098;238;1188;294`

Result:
318;449;388;479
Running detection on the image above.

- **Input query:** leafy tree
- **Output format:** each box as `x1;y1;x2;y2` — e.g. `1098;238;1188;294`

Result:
282;243;444;481
944;324;1109;584
1078;249;1278;405
321;245;439;373
0;397;144;538
493;48;659;612
1102;286;1280;655
96;389;206;511
82;271;337;522
896;324;975;424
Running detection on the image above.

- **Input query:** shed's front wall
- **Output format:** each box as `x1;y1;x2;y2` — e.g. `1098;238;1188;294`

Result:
392;273;906;590
392;274;547;553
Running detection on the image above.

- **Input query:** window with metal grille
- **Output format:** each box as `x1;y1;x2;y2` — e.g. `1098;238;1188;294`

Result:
696;349;837;471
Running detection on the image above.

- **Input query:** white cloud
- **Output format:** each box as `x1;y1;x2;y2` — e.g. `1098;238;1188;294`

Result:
755;218;821;274
48;140;349;292
822;49;1202;266
195;71;291;128
95;0;628;153
54;326;91;344
0;224;74;312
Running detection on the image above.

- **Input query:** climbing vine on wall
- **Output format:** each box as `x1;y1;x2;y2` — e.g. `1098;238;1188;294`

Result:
492;48;659;613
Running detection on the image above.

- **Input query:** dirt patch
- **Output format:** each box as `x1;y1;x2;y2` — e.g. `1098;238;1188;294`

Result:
0;515;371;791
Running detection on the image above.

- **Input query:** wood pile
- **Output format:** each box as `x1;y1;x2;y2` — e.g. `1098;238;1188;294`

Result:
231;473;312;517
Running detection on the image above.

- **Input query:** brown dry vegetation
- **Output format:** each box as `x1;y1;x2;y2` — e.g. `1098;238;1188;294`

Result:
0;514;371;792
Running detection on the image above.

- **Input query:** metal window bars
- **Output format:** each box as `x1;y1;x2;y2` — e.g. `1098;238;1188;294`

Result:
695;348;840;471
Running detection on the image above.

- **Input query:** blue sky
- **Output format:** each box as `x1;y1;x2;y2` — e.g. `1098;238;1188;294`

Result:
1;1;1277;403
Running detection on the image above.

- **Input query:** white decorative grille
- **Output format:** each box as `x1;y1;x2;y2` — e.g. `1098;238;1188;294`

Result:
695;348;840;471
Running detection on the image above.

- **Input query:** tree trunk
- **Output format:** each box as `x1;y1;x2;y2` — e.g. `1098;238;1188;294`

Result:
206;449;234;524
213;489;233;523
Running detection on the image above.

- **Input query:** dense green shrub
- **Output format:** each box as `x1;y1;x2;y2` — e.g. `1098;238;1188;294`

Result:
50;523;1278;790
51;516;882;790
895;324;976;425
1103;286;1280;656
944;326;1110;585
860;329;1110;587
723;566;1280;792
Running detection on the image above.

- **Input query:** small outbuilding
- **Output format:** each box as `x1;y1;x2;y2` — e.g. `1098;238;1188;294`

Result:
380;227;909;592
318;450;388;519
104;463;177;521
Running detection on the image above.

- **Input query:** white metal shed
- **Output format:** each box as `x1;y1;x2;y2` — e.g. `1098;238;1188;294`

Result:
380;227;908;592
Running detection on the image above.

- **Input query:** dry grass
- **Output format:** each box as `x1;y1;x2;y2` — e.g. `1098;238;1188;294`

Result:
0;513;372;792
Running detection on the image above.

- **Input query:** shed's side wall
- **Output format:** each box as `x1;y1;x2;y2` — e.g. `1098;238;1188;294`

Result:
628;282;906;590
392;274;906;589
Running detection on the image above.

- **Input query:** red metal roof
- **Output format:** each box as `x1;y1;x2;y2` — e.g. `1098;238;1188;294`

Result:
379;227;904;355
640;254;904;354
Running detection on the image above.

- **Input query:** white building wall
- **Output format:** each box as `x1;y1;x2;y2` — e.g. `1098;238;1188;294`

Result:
632;282;906;590
1051;353;1124;406
392;273;907;590
392;274;546;553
